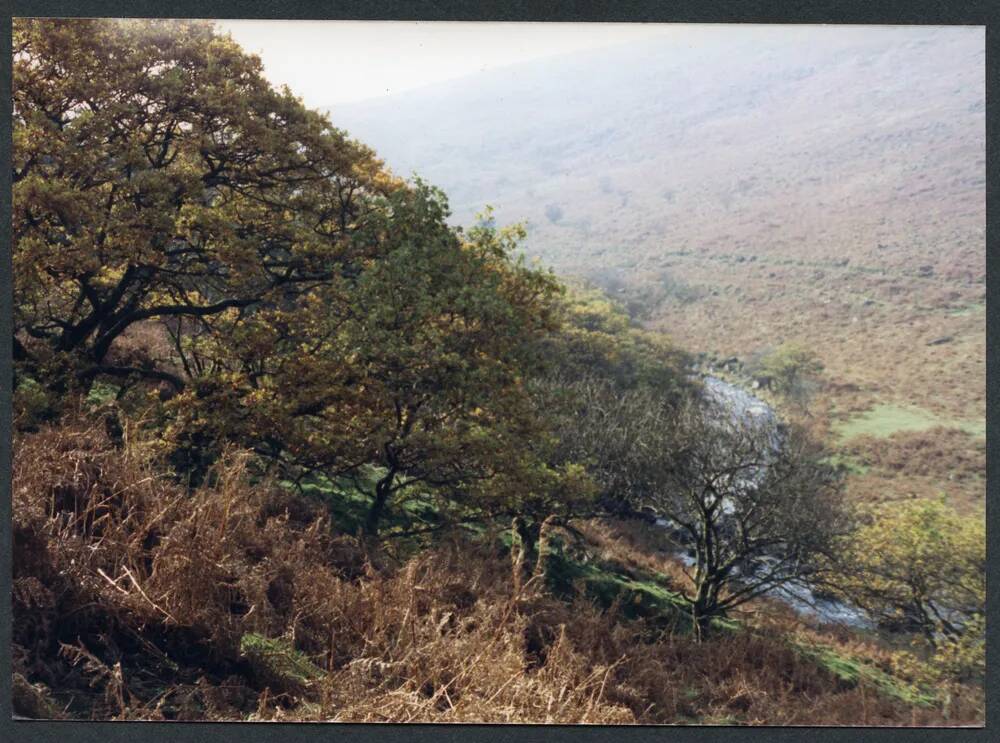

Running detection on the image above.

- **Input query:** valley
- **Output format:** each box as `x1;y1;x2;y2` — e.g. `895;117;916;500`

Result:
332;24;986;509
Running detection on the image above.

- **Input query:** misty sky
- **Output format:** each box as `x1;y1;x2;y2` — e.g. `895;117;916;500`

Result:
217;21;679;105
215;22;981;110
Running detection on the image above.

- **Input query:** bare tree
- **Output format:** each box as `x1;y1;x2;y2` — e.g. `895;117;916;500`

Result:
533;374;676;517
645;395;847;639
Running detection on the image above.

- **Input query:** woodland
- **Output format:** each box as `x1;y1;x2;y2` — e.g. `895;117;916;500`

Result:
10;19;985;725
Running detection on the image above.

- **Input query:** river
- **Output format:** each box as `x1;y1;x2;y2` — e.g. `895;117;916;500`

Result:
655;375;873;630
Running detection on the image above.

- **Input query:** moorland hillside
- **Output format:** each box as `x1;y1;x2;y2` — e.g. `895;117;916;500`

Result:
332;25;986;509
11;19;985;724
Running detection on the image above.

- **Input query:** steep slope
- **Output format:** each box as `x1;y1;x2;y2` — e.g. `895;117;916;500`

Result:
329;26;985;491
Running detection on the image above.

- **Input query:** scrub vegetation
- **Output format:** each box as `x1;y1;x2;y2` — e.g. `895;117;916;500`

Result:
11;19;985;725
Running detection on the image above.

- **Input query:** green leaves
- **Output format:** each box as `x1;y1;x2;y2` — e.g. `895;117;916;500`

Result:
754;343;823;393
833;498;984;668
13;18;650;538
13;18;397;371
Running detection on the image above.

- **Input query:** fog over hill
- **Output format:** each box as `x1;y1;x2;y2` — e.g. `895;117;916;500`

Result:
331;26;982;274
329;25;985;422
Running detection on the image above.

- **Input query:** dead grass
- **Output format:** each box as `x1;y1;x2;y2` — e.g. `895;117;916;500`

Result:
11;414;984;724
836;427;985;512
844;427;984;480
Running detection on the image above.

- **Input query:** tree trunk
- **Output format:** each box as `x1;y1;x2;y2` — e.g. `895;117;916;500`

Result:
692;609;713;642
510;516;533;592
513;516;538;557
691;577;720;642
364;476;393;537
533;515;562;581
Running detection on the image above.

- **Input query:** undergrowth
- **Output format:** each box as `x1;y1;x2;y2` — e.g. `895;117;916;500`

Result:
12;414;984;724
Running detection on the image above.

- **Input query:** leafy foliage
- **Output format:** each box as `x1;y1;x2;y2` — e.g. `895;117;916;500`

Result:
13;18;396;393
751;342;824;410
526;284;693;520
538;282;691;396
832;498;985;680
13;19;594;533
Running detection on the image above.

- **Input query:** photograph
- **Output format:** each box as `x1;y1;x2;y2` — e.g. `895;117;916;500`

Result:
9;16;986;725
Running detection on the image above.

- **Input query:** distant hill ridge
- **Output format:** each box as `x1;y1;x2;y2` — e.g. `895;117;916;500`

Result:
328;26;983;287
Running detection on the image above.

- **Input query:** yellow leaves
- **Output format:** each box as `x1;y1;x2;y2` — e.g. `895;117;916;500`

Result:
92;264;128;290
836;497;985;645
13;19;598;528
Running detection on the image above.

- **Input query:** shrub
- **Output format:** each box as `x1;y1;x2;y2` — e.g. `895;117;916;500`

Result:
831;498;985;680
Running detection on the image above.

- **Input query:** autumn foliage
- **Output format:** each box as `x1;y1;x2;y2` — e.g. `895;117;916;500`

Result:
10;18;985;725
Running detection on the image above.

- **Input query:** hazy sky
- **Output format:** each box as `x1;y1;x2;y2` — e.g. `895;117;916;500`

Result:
217;21;680;106
216;21;982;113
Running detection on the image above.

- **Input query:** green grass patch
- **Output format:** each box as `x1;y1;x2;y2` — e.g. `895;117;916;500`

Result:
833;403;984;441
534;537;721;632
239;633;324;690
794;641;937;708
281;469;448;536
284;474;373;534
947;302;985;317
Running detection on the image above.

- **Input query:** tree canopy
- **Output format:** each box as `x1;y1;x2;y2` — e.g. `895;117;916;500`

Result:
12;19;607;534
642;395;848;638
832;499;984;644
751;342;823;409
13;18;395;390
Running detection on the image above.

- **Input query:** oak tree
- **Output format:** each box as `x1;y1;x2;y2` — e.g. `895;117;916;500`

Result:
13;18;394;393
832;499;985;648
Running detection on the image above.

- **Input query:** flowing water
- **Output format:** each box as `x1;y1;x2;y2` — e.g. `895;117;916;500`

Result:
654;376;872;629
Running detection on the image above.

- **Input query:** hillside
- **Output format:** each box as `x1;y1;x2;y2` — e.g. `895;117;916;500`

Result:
331;24;985;507
11;19;985;726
